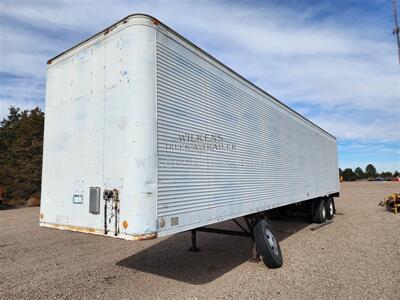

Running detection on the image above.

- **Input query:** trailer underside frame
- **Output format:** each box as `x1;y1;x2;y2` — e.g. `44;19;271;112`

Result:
187;196;338;268
188;215;262;252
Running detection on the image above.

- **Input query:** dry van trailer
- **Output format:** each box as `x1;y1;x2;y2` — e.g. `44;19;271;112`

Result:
40;14;340;268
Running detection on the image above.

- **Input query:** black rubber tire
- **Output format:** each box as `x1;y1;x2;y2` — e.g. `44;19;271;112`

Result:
254;219;283;268
325;197;334;220
314;198;327;224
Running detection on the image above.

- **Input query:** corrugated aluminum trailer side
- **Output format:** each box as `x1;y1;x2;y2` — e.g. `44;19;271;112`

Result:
41;14;339;267
155;22;339;237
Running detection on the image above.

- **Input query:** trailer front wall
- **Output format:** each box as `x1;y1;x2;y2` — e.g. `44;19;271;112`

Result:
155;30;339;236
40;21;158;239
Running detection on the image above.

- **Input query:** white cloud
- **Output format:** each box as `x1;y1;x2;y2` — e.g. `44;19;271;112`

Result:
0;75;44;120
0;0;399;145
313;115;400;142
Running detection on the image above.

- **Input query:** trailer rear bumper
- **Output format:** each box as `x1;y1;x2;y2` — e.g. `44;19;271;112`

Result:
39;222;157;241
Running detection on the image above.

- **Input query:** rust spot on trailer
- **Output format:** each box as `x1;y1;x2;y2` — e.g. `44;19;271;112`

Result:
132;232;157;241
68;225;96;233
42;223;100;234
39;213;44;220
152;18;160;25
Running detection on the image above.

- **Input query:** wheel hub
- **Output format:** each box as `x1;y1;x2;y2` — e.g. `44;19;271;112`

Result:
265;228;279;256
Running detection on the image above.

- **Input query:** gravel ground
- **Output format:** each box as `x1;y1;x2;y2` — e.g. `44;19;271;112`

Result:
1;182;399;299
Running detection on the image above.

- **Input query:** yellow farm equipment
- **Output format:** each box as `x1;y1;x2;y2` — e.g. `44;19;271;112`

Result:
380;193;400;214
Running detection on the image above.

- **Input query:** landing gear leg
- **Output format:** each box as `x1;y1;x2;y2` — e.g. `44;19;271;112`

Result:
250;242;261;262
188;230;199;252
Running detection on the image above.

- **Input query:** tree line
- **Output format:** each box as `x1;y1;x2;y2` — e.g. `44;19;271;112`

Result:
339;164;399;182
0;107;44;204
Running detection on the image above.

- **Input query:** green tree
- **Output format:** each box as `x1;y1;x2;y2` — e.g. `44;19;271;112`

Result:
394;170;399;177
0;106;44;202
380;171;393;179
339;168;343;177
365;164;377;178
342;168;357;181
354;167;364;180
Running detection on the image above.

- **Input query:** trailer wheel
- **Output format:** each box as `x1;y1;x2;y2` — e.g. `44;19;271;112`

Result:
314;198;327;224
254;219;283;268
325;197;334;220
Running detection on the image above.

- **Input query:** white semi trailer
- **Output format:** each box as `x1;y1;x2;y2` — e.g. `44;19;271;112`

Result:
40;14;340;268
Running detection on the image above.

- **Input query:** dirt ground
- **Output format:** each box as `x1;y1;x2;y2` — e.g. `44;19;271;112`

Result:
1;182;399;299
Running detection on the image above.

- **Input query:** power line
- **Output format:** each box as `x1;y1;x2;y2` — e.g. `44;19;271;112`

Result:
393;0;400;66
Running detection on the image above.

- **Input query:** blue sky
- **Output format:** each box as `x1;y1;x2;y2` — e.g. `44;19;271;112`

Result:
0;0;399;172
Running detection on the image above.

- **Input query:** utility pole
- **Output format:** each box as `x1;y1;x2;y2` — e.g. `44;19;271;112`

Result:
393;0;400;66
